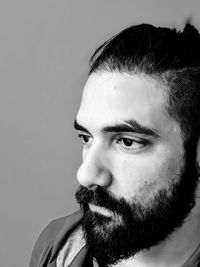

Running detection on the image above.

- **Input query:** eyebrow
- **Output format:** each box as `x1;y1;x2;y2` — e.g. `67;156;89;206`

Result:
74;119;159;138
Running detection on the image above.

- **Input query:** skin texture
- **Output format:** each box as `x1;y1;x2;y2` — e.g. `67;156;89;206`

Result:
76;72;184;202
75;72;200;266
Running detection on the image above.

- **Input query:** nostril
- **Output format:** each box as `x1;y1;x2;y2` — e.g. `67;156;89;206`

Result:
90;184;99;191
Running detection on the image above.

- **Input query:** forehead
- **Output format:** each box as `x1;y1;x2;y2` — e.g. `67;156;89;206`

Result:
77;72;176;134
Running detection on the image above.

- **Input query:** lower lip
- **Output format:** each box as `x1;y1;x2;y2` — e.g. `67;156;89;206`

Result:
89;203;112;216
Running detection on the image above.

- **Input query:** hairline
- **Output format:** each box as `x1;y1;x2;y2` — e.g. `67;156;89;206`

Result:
88;68;188;142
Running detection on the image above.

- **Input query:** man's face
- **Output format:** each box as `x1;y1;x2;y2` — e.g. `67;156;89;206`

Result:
75;72;197;265
76;72;184;202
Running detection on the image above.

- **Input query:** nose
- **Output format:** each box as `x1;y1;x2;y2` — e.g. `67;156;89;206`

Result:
77;144;112;189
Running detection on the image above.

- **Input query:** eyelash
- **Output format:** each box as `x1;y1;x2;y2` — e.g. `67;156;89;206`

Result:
78;134;149;152
115;137;148;152
78;134;92;145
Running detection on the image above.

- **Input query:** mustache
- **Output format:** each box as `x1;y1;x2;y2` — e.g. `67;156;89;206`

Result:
75;185;129;215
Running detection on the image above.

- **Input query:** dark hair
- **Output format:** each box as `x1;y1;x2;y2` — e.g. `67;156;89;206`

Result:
89;23;200;140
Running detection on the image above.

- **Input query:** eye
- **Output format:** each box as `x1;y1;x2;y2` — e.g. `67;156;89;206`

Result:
78;134;93;146
121;138;135;147
116;137;148;152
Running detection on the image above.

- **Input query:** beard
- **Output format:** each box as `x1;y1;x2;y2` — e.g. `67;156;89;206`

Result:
75;138;199;267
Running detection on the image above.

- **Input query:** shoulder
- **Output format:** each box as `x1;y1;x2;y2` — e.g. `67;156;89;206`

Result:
29;210;82;267
35;216;67;249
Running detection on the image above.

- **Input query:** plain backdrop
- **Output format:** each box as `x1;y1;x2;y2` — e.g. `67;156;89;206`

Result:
1;0;200;266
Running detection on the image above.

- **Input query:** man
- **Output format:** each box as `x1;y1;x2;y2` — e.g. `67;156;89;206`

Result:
30;22;200;267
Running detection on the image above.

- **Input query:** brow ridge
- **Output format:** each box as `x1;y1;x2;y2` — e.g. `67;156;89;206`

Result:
74;119;159;137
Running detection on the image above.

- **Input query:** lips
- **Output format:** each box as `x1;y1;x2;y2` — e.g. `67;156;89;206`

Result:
89;203;113;217
75;185;127;215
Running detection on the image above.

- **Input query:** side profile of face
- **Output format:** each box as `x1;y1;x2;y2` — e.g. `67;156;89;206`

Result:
75;71;198;266
77;72;184;196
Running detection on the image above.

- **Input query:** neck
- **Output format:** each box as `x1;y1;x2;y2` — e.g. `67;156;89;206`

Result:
113;188;200;267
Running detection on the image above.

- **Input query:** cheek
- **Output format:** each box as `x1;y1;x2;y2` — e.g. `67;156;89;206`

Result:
112;159;158;199
111;151;184;200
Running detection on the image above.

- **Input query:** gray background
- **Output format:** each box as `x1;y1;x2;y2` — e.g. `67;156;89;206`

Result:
0;0;200;266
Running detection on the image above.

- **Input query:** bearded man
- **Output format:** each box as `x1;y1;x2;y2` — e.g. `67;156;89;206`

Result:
30;22;200;267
